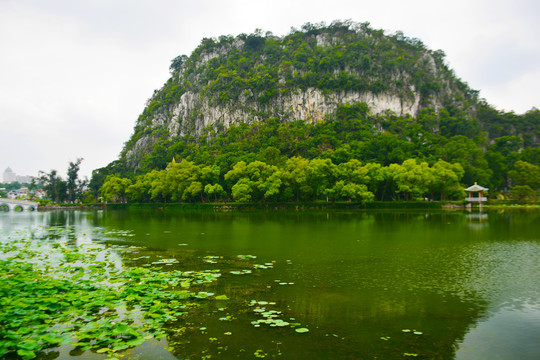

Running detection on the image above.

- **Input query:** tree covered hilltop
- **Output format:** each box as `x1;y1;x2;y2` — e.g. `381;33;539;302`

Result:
90;21;539;204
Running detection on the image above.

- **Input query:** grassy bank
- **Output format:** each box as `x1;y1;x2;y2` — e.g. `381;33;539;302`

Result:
102;201;447;211
39;201;540;212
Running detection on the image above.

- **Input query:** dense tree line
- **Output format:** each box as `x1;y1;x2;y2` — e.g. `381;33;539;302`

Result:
100;157;467;203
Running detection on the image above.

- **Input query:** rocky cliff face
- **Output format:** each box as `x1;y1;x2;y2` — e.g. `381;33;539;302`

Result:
125;89;422;168
170;89;421;136
122;22;477;169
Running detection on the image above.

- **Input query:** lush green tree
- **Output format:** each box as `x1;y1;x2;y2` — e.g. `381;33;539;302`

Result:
225;161;283;202
224;161;249;188
126;172;160;202
520;148;540;167
491;136;523;156
149;170;170;202
56;180;68;203
417;107;439;133
261;170;283;201
308;158;338;201
484;136;523;189
509;185;537;203
231;178;253;202
126;176;146;202
140;139;172;172
326;180;374;202
183;181;203;201
0;182;23;192
247;161;279;201
361;163;386;200
438;108;480;138
283;156;313;201
66;158;85;203
162;160;203;201
430;160;464;200
201;164;221;184
337;159;369;184
325;144;353;164
485;150;509;190
362;134;412;166
508;161;540;189
390;159;434;200
101;175;132;203
39;169;67;203
204;183;226;202
89;159;128;201
438;135;492;185
89;169;108;202
259;146;285;166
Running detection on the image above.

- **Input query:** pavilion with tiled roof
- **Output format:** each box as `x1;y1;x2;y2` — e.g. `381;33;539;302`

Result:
464;182;488;208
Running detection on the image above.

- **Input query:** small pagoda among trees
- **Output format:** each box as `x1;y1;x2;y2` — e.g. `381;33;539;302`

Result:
464;182;488;208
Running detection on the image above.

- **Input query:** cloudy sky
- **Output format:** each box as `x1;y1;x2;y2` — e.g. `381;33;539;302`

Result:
1;0;538;180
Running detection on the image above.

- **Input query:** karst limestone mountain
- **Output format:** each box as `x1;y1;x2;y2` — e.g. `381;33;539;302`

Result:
120;21;479;170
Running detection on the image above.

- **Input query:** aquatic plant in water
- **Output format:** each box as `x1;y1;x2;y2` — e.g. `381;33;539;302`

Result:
0;225;311;359
0;227;224;359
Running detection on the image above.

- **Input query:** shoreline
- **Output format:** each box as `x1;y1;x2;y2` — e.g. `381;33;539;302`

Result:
37;201;540;211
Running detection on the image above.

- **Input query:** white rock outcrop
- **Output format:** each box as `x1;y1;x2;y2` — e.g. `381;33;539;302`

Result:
166;88;421;138
125;87;424;165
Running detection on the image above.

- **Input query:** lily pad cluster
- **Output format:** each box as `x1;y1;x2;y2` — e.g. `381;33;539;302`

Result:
151;258;180;265
230;269;253;275
254;262;275;270
249;300;307;332
0;227;225;359
203;255;221;264
275;279;295;286
1;225;311;359
237;254;257;260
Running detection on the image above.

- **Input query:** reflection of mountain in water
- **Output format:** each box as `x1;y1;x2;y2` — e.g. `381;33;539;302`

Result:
456;301;540;359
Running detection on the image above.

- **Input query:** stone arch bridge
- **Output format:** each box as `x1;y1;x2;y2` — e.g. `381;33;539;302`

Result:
0;198;39;211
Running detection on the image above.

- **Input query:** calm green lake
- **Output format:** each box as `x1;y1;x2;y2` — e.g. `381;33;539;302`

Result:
1;209;540;359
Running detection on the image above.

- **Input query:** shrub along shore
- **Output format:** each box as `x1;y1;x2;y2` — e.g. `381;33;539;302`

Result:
39;201;452;211
36;200;540;211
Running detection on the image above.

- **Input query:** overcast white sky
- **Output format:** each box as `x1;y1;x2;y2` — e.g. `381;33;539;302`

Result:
1;0;538;180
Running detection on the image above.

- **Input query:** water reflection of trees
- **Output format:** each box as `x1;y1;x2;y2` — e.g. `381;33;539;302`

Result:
289;287;487;359
23;208;539;360
94;210;494;358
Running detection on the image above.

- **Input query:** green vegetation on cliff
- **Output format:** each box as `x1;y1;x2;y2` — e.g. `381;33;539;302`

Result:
123;21;481;165
93;21;539;204
175;22;460;105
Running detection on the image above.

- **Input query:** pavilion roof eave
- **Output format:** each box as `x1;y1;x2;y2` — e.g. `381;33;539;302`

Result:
464;184;489;192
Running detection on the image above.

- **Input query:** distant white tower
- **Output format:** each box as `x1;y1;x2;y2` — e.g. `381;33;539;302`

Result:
3;167;17;183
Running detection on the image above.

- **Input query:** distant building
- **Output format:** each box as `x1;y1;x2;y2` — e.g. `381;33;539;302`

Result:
16;175;33;184
3;167;16;183
5;186;44;200
2;167;33;184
